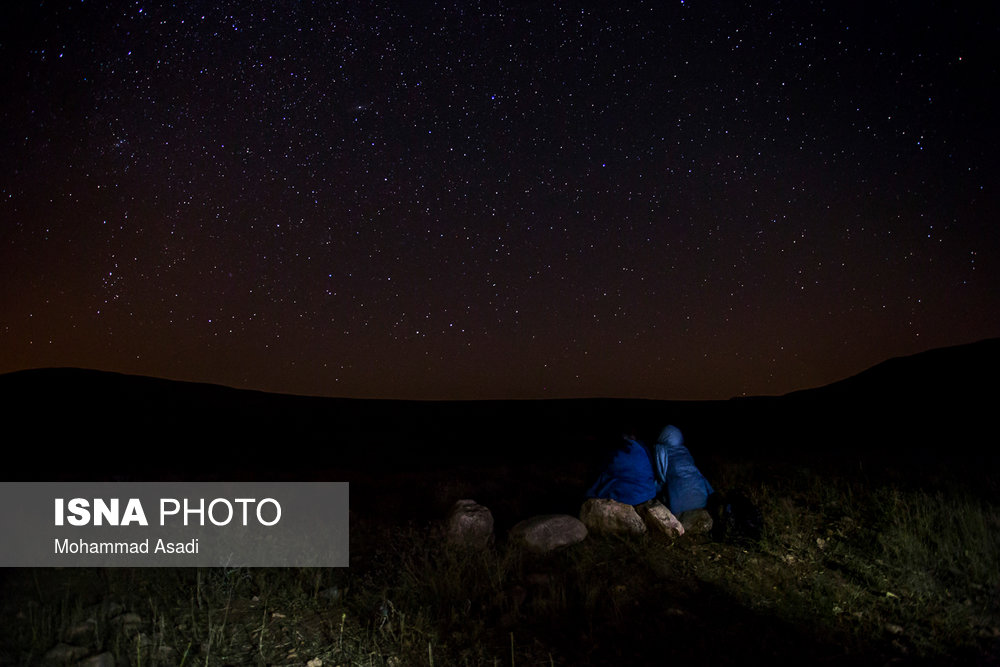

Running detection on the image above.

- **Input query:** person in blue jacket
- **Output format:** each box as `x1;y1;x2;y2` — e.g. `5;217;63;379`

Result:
585;433;660;505
656;424;714;515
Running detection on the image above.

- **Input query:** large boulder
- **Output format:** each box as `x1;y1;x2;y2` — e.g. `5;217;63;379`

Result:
445;499;494;548
579;498;646;535
509;514;587;553
637;499;685;538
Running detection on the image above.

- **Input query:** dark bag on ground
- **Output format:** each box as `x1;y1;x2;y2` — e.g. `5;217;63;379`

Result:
708;490;763;544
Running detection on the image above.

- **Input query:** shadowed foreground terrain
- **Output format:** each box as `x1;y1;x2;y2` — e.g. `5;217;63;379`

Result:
1;339;998;665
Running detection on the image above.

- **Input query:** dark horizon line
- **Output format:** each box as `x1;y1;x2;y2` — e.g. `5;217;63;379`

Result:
2;335;996;404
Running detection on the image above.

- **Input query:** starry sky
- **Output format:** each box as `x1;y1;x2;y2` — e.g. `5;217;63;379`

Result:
2;1;998;400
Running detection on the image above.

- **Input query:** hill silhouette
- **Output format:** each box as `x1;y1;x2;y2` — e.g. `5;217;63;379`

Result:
2;337;996;480
765;337;998;462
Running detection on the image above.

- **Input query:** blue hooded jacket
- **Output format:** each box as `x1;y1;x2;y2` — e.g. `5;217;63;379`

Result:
656;425;714;514
585;437;658;506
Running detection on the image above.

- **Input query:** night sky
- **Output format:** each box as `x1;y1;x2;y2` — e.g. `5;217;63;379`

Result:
2;2;998;400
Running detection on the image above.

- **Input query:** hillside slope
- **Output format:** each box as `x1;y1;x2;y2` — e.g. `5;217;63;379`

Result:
2;338;995;478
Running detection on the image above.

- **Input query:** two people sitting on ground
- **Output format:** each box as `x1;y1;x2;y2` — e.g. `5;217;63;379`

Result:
586;424;714;518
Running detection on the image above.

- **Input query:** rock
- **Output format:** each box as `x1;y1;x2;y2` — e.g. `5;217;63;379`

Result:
524;572;552;586
508;584;528;607
102;601;124;619
637;500;685;537
579;498;646;535
77;653;116;667
62;619;97;645
885;623;904;635
318;586;343;601
113;612;144;635
678;508;713;535
509;514;587;552
445;499;494;548
155;644;179;666
41;642;90;665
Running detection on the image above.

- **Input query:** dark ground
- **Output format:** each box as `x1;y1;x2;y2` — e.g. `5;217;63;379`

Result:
3;337;999;482
1;339;998;665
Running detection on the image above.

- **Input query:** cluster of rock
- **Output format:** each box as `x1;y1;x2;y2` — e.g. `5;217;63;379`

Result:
445;496;713;553
41;601;177;667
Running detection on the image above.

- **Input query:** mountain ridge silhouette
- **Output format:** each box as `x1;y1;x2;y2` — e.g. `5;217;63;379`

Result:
2;337;996;479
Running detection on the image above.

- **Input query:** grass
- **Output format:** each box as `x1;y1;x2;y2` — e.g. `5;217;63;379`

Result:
1;457;998;666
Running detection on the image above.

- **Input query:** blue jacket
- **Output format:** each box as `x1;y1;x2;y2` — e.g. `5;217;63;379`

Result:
657;425;714;514
586;438;658;506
